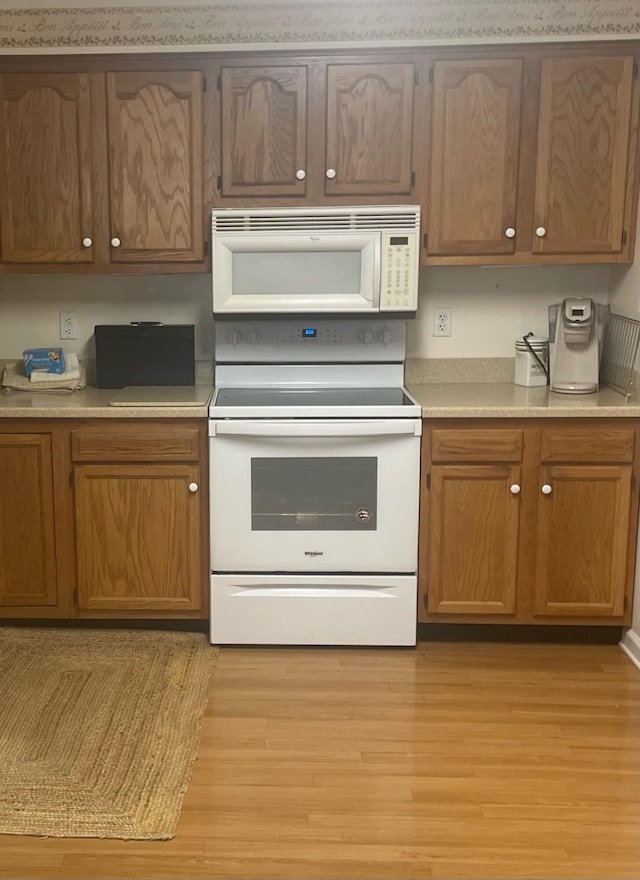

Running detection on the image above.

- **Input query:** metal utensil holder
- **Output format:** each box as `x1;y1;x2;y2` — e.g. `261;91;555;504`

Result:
600;313;640;401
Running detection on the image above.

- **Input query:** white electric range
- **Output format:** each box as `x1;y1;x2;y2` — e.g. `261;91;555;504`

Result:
208;318;421;646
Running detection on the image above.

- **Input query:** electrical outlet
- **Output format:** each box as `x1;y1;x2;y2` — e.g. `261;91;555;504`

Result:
59;311;78;340
433;307;452;337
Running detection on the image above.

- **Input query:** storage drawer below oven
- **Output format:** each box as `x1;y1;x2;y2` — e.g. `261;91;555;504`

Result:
210;574;417;646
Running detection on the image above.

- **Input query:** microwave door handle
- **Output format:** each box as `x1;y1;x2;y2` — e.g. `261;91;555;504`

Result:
210;421;420;438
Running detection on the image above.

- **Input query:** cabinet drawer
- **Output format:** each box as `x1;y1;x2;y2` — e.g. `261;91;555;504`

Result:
71;426;201;461
540;427;636;463
431;429;523;462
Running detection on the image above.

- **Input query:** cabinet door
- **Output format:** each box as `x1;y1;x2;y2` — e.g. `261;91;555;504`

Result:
533;56;634;255
74;463;202;611
534;465;632;617
0;73;94;264
325;63;415;196
0;435;57;607
107;71;204;263
220;65;307;197
427;464;520;615
428;59;523;256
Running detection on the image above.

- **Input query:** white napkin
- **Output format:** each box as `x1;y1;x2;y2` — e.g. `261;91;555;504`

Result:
2;357;86;392
30;352;81;383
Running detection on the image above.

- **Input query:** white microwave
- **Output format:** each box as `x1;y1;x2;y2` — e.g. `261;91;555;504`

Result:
211;206;420;315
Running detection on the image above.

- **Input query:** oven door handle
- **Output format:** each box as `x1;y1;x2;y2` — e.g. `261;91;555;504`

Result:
209;420;421;438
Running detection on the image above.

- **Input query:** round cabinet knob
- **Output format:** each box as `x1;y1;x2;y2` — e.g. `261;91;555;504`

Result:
510;484;521;495
110;237;121;248
378;330;392;344
82;237;93;248
295;169;306;180
535;226;546;238
228;330;242;345
188;482;199;493
359;330;373;345
325;168;337;179
541;484;553;495
505;227;516;239
247;330;261;345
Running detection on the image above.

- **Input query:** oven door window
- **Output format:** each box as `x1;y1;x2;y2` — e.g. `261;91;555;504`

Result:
251;457;377;531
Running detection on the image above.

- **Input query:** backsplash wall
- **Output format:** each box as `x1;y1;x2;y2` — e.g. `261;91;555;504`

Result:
0;264;610;362
609;212;640;320
409;264;610;358
0;274;215;361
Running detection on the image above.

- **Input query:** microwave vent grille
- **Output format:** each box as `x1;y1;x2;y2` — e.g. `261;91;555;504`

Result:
212;208;420;234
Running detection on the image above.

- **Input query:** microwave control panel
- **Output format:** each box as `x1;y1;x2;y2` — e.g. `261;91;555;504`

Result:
379;232;418;312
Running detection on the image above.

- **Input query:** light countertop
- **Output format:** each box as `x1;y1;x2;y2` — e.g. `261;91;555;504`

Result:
407;383;640;418
0;385;214;418
0;382;636;419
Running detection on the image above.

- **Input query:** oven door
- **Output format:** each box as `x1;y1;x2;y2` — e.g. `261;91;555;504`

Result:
209;419;421;572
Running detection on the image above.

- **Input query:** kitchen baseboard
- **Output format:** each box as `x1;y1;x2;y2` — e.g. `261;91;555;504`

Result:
418;623;623;644
620;628;640;670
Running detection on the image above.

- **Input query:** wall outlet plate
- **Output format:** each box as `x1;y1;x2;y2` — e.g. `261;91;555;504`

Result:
433;307;452;337
59;311;78;340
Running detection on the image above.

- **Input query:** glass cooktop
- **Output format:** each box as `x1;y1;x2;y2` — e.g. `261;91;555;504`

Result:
214;387;415;408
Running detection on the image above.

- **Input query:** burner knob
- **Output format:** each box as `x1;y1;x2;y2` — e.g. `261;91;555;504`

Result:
247;330;261;345
228;330;242;345
378;329;392;344
359;330;373;345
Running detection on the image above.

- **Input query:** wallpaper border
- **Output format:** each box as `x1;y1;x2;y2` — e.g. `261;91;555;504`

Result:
0;1;637;52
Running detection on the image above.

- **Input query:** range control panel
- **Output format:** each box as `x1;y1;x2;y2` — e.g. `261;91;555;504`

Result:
277;326;341;345
215;319;407;364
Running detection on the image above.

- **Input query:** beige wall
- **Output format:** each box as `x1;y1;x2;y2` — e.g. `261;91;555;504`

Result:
609;212;640;320
408;264;609;359
0;274;214;361
0;264;609;362
609;208;640;639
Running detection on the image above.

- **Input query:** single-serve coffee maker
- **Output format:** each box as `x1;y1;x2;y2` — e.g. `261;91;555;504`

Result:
548;298;609;393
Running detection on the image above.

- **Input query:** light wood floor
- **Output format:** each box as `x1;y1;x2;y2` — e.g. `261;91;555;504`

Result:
1;641;639;880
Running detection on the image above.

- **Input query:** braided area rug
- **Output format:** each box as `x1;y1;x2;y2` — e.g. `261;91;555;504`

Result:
0;628;217;839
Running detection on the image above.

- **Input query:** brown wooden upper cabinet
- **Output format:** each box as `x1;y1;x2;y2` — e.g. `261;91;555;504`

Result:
220;65;308;198
532;56;635;256
428;59;523;257
106;70;204;262
217;59;419;202
324;63;415;197
0;73;96;264
425;51;639;264
0;67;205;269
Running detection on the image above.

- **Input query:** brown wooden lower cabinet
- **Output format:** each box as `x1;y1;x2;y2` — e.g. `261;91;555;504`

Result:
419;419;639;626
0;418;208;620
1;415;636;628
73;463;203;612
427;463;521;615
0;432;58;610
